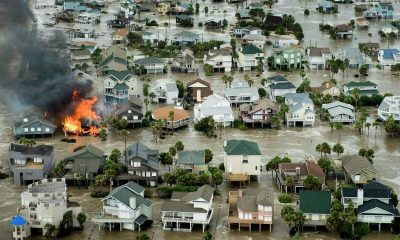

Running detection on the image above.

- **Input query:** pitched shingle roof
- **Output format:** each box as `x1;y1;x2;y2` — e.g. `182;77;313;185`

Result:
9;143;53;156
224;139;261;155
300;190;331;214
133;56;164;65
177;150;205;165
104;181;152;209
242;44;263;55
341;154;376;175
357;199;399;216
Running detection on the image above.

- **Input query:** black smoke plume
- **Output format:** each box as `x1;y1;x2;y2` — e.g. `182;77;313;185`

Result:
0;0;93;119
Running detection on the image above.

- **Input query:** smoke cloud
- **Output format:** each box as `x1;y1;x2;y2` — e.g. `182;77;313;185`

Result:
0;0;93;119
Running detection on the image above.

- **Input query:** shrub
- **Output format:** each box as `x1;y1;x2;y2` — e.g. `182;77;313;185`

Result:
90;190;109;198
0;172;9;179
218;163;225;171
214;189;221;196
258;88;267;98
156;186;198;198
238;124;248;131
278;193;293;203
144;188;153;198
233;119;241;128
304;9;310;15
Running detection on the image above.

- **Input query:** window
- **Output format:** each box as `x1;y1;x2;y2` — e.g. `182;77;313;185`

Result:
146;171;151;177
37;127;41;132
15;159;25;165
23;118;28;123
30;127;35;132
255;166;258;170
133;162;141;167
151;171;157;177
33;158;43;163
243;155;248;163
24;128;28;132
45;128;50;132
128;110;132;113
264;206;272;211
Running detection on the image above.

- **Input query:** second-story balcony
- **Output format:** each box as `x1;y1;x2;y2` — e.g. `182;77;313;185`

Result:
162;208;214;224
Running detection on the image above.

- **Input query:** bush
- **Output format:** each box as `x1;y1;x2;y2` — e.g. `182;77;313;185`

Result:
156;186;198;198
0;172;9;179
304;9;310;15
278;193;293;203
233;119;241;128
218;163;225;171
214;189;221;196
258;88;267;98
90;190;109;198
238;124;248;131
144;188;154;198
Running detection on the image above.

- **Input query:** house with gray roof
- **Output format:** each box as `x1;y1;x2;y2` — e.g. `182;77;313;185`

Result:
140;31;158;44
132;57;165;74
307;47;333;70
224;139;261;184
93;181;153;231
264;75;296;102
161;185;214;232
150;78;179;104
336;48;364;69
341;155;376;184
104;70;139;103
341;182;399;231
172;49;197;73
378;96;400;121
62;144;106;184
9;143;54;185
227;187;274;231
285;93;315;127
114;96;144;126
343;81;379;97
194;94;234;127
172;31;200;46
119;143;159;186
224;81;259;106
14;110;57;138
176;150;208;174
101;44;129;74
300;190;332;227
322;101;355;123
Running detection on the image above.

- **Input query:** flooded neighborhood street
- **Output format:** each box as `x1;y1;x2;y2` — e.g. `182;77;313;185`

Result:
0;0;400;239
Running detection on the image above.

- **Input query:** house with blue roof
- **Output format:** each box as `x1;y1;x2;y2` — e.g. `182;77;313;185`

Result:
64;0;88;12
341;182;399;231
285;93;315;127
11;215;30;240
93;181;153;231
172;31;200;46
264;75;297;102
378;48;400;70
318;1;334;13
363;2;394;19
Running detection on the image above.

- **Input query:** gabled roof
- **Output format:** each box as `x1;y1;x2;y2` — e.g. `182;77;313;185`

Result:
363;181;391;199
237;188;273;212
269;81;296;90
133;56;164;65
224;139;261;155
248;98;278;114
267;75;289;82
9;143;54;156
357;199;399;216
322;101;354;111
65;144;104;160
241;44;263;55
125;143;159;170
104;181;152;210
336;24;353;32
107;70;133;81
174;31;199;38
187;78;211;88
341;154;376;175
300;190;331;214
182;184;214;202
177;150;205;165
114;83;129;91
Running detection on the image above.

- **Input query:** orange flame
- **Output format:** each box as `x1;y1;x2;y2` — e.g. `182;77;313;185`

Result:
63;96;100;135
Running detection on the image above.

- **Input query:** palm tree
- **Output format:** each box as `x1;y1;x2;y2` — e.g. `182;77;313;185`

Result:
332;143;344;157
19;138;36;147
144;98;149;112
222;74;230;87
120;129;129;163
168;110;175;134
244;74;254;87
365;122;371;135
334;122;343;142
372;120;380;138
149;92;156;103
344;58;350;79
266;0;274;9
351;88;361;112
315;144;323;156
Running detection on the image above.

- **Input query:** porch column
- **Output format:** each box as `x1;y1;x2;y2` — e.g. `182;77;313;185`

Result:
239;223;240;231
120;223;122;231
378;223;381;232
109;223;111;231
249;223;251;232
202;223;205;233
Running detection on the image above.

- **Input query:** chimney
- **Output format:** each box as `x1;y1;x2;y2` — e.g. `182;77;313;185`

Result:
129;197;137;209
357;188;363;207
295;166;301;180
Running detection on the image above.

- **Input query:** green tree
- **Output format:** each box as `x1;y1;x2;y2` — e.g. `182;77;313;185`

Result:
175;141;184;151
163;172;176;186
127;32;143;45
120;129;129;163
372;120;380;138
332;143;344;157
340;202;357;236
358;148;374;164
318;157;333;176
19;138;36;147
351;88;361;112
359;64;369;76
136;234;150;240
335;122;343;142
266;156;291;176
204;6;208;14
285;176;295;192
44;223;58;240
194;116;217;138
77;213;87;229
169;146;177;158
203;231;212;240
109;149;121;163
222;74;233;87
195;3;200;14
205;149;213;163
303;175;322;190
159;152;173;170
169;110;175;134
391;63;400;76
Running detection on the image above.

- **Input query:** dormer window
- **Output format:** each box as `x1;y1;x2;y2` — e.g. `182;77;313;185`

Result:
23;118;28;123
